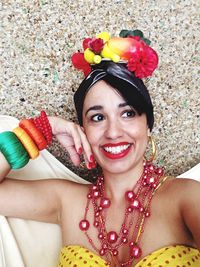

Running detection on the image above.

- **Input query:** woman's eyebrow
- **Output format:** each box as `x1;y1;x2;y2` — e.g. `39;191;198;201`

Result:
85;102;129;116
85;105;103;116
119;102;129;108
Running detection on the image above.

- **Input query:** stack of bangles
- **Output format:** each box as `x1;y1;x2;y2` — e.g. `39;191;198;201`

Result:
0;111;52;169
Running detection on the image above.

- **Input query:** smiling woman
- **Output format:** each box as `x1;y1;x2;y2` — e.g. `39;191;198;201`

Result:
0;30;200;267
82;79;149;175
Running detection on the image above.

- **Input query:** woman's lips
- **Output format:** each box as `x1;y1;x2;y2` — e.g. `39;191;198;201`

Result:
101;142;132;159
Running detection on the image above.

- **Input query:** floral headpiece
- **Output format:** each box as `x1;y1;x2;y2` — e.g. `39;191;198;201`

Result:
71;30;158;79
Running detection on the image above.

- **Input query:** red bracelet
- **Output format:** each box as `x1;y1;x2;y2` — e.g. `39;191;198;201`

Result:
31;111;52;145
19;119;48;150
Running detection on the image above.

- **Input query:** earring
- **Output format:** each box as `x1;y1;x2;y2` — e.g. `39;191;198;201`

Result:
145;136;157;162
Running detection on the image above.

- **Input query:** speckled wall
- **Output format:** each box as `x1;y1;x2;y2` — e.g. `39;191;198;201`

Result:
0;0;199;180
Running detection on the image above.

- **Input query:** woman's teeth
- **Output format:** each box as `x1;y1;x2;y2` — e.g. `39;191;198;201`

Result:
103;144;130;154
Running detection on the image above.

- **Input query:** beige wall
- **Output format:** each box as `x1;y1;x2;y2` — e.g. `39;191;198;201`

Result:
0;0;199;179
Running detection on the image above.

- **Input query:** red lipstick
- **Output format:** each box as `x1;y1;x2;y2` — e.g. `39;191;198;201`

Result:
101;142;132;160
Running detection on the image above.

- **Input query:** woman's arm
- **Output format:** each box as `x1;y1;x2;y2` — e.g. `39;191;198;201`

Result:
180;179;200;250
0;177;64;223
0;115;93;223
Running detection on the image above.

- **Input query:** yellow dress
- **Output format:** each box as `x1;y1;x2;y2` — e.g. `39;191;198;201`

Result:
57;244;200;266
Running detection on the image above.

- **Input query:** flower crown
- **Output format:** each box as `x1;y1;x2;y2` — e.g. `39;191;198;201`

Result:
71;30;158;79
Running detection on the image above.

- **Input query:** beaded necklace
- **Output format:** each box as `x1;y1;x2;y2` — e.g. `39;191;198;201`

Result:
79;161;164;266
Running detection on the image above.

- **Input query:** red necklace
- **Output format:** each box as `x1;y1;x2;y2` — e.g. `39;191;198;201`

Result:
79;161;164;266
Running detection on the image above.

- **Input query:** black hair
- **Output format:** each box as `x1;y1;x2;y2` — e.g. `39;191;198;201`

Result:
74;61;154;131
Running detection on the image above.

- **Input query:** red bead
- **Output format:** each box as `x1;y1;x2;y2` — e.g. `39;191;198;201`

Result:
99;248;106;256
130;199;140;209
140;207;144;213
149;165;154;171
145;211;150;217
79;219;90;231
146;176;155;185
122;237;128;243
94;221;99;227
112;249;118;256
100;197;111;208
122;228;128;235
92;185;97;190
156;167;164;175
95;211;100;217
98;233;104;239
153;183;157;188
107;231;118;243
130;244;142;259
93;190;100;198
127;206;133;213
87;193;92;199
125;191;136;202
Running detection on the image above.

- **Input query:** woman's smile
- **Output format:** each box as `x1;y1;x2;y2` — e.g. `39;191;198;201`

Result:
101;142;132;159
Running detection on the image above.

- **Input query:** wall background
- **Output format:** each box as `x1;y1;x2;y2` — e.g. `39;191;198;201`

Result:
0;0;199;181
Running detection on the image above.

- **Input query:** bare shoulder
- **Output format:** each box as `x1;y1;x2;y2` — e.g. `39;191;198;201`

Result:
159;177;200;235
157;176;200;197
154;176;200;211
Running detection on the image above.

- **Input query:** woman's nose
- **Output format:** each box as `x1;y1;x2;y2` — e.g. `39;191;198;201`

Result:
104;119;123;139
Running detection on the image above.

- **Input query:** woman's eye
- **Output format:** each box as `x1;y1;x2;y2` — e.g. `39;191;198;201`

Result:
91;114;104;122
122;110;136;118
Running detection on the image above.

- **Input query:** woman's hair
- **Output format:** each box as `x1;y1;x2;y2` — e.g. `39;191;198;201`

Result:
74;61;154;131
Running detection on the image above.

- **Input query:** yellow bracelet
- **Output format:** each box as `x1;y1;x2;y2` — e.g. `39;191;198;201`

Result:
13;127;39;159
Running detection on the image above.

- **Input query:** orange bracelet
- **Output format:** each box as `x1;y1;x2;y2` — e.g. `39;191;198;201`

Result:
19;119;47;150
13;127;39;159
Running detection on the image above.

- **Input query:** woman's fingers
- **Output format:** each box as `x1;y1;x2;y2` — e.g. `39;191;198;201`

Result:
52;120;95;168
76;126;93;163
66;145;81;166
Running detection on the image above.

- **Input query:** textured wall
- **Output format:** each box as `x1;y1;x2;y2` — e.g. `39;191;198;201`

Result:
0;0;199;180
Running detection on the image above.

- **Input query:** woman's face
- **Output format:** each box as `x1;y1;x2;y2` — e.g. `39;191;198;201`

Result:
82;80;149;175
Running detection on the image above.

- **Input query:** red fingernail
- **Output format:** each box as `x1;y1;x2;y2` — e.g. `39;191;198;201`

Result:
87;162;96;169
90;154;95;162
87;162;92;169
78;147;83;155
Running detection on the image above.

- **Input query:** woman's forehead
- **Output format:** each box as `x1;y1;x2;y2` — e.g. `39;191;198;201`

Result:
84;80;124;103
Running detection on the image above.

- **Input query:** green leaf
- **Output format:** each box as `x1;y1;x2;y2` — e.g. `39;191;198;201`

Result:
119;30;133;38
142;37;151;45
132;30;144;38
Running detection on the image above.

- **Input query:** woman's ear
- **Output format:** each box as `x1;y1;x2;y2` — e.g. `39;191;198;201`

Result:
147;128;151;137
81;126;85;132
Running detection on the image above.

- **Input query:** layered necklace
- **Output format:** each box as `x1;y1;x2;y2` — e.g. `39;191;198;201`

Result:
79;161;164;266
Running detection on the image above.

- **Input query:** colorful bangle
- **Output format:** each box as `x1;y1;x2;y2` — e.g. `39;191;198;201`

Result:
19;119;47;150
0;131;30;169
13;127;39;159
31;111;52;144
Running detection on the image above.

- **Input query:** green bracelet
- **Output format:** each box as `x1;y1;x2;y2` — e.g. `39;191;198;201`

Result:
0;131;30;169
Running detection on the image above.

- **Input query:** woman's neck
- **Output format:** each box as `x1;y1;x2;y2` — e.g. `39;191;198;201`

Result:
102;160;144;202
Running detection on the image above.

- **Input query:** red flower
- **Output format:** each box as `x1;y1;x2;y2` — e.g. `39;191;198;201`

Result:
88;38;104;54
71;52;91;76
83;38;92;50
127;45;158;78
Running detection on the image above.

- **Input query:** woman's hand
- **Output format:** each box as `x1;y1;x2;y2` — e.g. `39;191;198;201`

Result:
48;116;93;167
